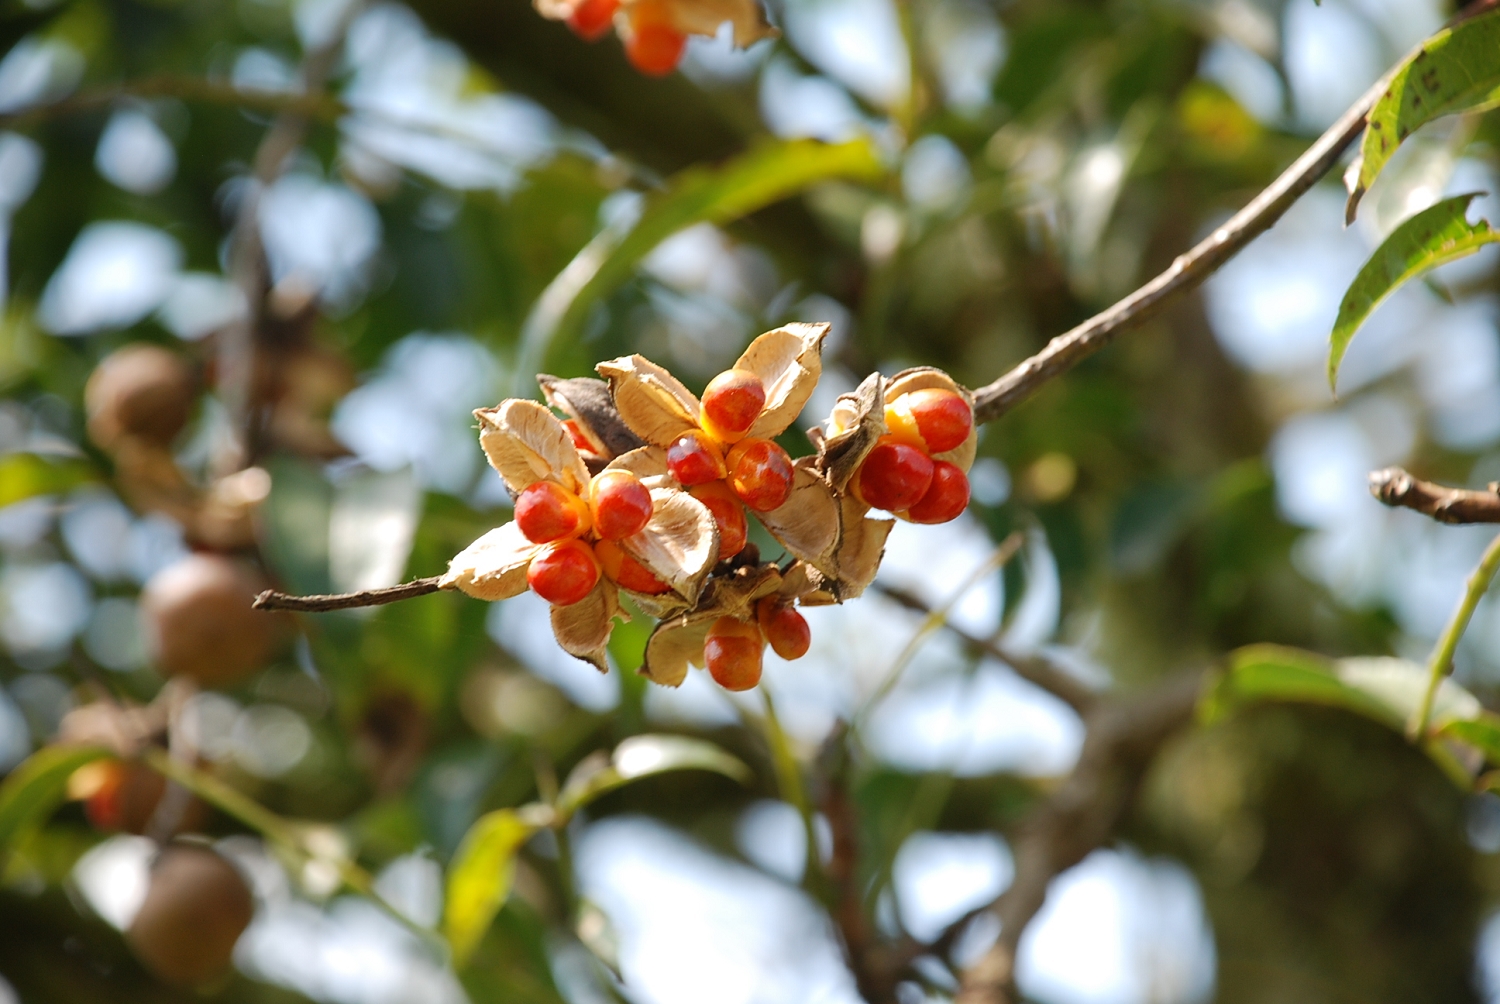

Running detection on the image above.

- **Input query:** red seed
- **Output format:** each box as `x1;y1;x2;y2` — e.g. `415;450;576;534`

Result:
725;437;793;512
624;5;686;76
757;597;810;660
515;480;591;544
667;430;727;486
903;461;970;524
906;389;973;453
589;470;654;540
566;0;620;39
594;539;672;594
563;418;596;454
856;438;934;512
527;539;601;606
700;368;766;443
704;617;764;691
689;481;748;560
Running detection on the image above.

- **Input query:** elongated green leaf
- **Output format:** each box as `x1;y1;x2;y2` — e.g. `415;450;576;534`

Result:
1439;714;1500;764
0;453;95;509
1329;193;1500;391
444;806;547;967
1346;7;1500;220
0;745;111;848
514;138;884;391
555;734;751;818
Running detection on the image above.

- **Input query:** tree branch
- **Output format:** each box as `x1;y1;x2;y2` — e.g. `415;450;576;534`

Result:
1369;466;1500;524
253;576;448;612
955;670;1204;1003
872;582;1097;716
970;72;1392;425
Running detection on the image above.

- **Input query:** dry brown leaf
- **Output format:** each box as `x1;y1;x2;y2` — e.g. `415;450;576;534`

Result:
477;399;591;496
660;0;778;44
621;487;719;604
884;367;977;473
551;578;620;673
816;372;885;492
537;374;645;461
439;521;539;601
738;322;828;440
755;463;839;575
596;355;702;448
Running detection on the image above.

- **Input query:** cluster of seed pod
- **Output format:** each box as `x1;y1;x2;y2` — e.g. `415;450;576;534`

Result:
445;322;978;693
534;0;777;77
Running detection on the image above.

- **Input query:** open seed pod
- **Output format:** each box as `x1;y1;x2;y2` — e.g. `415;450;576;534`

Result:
538;374;645;470
127;843;255;987
814;371;886;492
882;367;978;473
641;562;784;687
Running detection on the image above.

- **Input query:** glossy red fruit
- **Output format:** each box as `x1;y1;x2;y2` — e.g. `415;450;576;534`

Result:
566;0;620;39
704;617;763;691
624;4;686;76
527;539;601;606
906;389;973;453
563;419;596;455
690;482;748;560
904;461;970;524
589;470;654;540
667;430;727;486
757;598;810;660
515;481;591;544
699;368;766;443
595;539;672;594
127;844;254;987
856;438;934;512
725;437;794;512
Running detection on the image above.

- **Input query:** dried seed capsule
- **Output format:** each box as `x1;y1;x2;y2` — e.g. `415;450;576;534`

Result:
704;617;763;691
563;419;596;455
595;539;672;594
699;368;766;443
567;0;620;39
725;437;794;512
140;555;280;689
689;481;748;560
667;430;727;486
515;481;592;544
856;438;934;513
903;461;970;524
85;344;196;451
527;539;601;606
886;388;972;454
127;844;254;987
757;597;810;660
588;470;654;540
624;1;686;75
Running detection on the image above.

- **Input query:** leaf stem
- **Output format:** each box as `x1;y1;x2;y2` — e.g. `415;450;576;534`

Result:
1412;530;1500;740
756;690;827;899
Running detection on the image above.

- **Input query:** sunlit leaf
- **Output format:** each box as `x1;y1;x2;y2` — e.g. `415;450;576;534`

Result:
0;745;111;849
1328;193;1500;391
1439;714;1500;764
1345;7;1500;220
444;805;548;968
555;734;751;818
0;452;94;509
514;138;884;388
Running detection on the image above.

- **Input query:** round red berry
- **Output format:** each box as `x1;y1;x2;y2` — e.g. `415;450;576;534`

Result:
725;437;793;512
527;539;600;606
704;617;764;691
566;0;619;39
589;470;654;540
903;389;972;454
903;461;970;524
690;482;748;560
757;598;810;660
515;481;591;544
700;368;766;443
667;430;727;486
624;4;686;76
857;439;934;512
595;539;671;594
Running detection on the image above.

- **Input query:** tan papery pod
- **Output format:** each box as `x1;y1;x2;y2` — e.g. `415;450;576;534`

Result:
618;486;720;605
816;372;885;492
756;463;840;576
440;521;540;601
884;367;977;473
826;494;894;601
640;563;782;686
602;445;671;482
552;578;621;673
736;322;829;440
537;374;645;463
595;355;702;448
477;399;591;496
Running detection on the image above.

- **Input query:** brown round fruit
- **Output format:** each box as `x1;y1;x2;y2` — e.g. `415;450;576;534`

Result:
140;554;281;688
78;759;208;836
127;844;254;987
85;344;197;451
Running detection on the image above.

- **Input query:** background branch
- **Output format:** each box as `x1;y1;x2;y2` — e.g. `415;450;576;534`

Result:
1369;466;1500;524
253;576;447;612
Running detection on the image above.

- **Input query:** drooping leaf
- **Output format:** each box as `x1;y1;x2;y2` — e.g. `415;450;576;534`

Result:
1345;7;1500;220
0;745;111;849
444;806;548;968
514;138;884;387
1328;193;1500;391
555;734;751;818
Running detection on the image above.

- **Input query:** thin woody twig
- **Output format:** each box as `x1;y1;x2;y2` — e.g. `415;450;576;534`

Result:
253;576;448;612
1369;466;1500;524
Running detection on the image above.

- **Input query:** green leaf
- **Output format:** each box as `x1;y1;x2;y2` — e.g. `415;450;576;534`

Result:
0;453;95;509
1439;714;1500;764
1328;193;1500;391
444;805;547;968
555;734;751;818
513;138;885;391
1346;7;1500;220
0;745;111;849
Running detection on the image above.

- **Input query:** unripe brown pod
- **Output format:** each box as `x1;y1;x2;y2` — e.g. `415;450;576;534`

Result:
127;844;254;986
140;554;283;688
80;758;208;837
85;344;197;452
